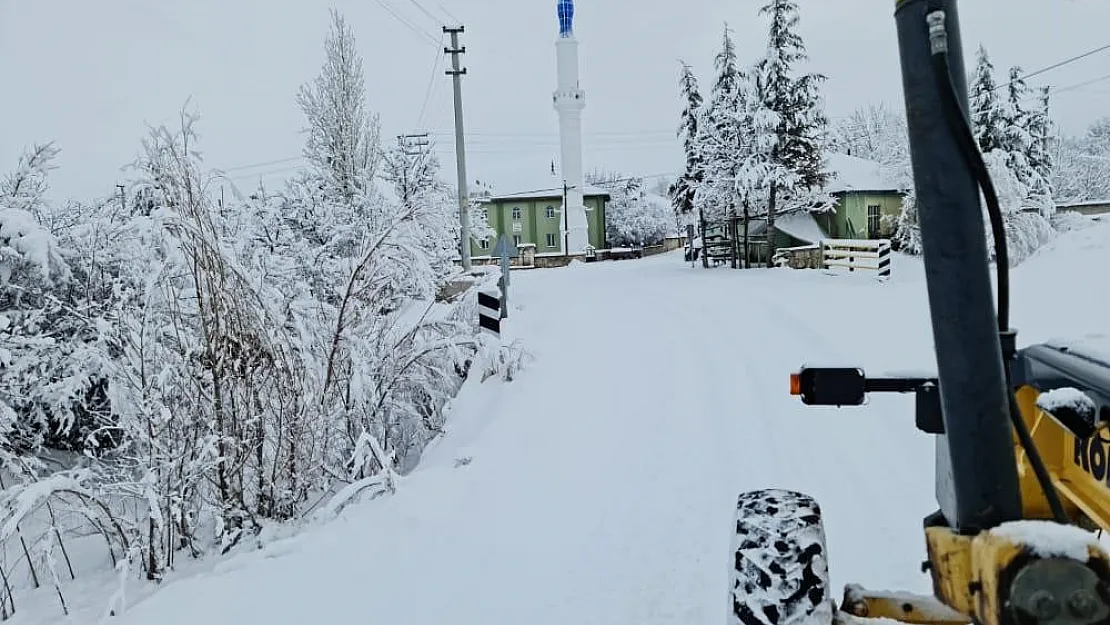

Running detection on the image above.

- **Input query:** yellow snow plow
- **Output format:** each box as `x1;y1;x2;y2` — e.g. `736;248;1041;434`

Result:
730;3;1110;625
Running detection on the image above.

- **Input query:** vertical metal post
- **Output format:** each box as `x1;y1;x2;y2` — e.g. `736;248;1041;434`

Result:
894;0;1022;531
499;252;510;319
444;26;472;272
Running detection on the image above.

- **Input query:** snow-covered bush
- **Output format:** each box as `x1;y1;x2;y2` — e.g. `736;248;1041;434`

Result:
0;7;515;610
590;176;675;247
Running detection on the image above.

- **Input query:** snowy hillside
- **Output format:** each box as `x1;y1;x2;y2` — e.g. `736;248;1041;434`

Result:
6;216;1105;625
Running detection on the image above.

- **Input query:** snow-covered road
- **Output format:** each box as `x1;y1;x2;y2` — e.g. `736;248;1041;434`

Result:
29;220;1109;625
106;252;945;625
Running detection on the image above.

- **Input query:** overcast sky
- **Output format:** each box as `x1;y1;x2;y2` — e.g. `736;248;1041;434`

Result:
2;0;1109;202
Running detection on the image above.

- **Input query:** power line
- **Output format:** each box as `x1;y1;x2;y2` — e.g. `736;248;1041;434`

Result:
209;133;682;178
434;1;461;26
415;33;446;128
1050;72;1110;95
219;156;302;172
483;172;680;199
995;42;1110;91
370;0;440;47
406;0;445;27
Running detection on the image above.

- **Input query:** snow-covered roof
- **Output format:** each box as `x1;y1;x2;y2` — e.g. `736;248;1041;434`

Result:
1057;199;1110;208
775;211;827;244
824;153;901;194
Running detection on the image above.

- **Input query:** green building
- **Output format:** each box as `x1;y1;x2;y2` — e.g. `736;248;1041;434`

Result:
470;184;610;258
755;153;905;248
813;153;904;240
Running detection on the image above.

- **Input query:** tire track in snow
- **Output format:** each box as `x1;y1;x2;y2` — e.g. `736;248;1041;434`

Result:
648;269;930;597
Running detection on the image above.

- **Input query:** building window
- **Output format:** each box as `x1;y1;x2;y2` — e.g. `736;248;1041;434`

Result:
512;206;522;220
479;238;490;250
513;235;522;247
546;233;558;248
546;205;556;219
866;204;881;238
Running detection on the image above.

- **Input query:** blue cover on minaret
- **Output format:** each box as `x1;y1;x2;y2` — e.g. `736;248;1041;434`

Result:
557;0;574;36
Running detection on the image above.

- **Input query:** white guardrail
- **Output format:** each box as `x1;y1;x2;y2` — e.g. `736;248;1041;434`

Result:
819;238;891;278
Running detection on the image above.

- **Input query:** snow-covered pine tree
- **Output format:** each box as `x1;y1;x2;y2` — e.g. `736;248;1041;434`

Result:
669;61;704;227
1025;86;1055;206
970;46;1005;154
999;67;1053;216
755;0;830;261
696;26;744;227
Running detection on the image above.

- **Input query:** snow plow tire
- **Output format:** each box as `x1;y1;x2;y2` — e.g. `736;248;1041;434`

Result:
729;489;832;625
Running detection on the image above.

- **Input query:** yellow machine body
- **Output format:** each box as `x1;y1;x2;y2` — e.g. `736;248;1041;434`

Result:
840;386;1110;625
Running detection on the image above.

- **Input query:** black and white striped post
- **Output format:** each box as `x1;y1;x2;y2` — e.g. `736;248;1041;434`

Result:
877;240;892;279
478;288;502;337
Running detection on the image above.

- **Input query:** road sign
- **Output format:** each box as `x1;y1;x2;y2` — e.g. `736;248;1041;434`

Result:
493;234;519;258
478;289;501;336
492;234;516;319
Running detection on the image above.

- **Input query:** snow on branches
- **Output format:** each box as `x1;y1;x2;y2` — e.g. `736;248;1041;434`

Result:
670;3;833;263
588;173;676;247
0;7;514;612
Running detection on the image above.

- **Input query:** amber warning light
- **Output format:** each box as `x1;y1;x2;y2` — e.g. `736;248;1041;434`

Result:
789;372;801;396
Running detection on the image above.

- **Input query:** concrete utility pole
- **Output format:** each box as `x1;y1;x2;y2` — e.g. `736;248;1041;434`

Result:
444;26;472;272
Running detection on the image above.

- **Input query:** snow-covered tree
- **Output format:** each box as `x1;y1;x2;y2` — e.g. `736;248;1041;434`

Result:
381;137;457;284
590;174;675;247
1051;117;1110;203
829;104;907;163
296;9;382;209
0;8;521;606
1026;87;1054;194
694;26;746;225
995;66;1053;216
669;61;705;226
754;0;831;259
981;149;1054;265
970;46;1005;154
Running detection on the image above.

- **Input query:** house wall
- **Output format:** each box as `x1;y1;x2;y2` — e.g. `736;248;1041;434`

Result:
585;196;607;250
470;194;608;257
824;192;903;239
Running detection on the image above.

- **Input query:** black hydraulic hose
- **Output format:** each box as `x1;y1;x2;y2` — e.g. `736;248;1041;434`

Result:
1008;393;1069;523
927;10;1068;524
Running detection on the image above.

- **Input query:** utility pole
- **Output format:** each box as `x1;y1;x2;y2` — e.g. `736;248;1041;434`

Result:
444;26;472;272
396;133;432;207
399;132;431;157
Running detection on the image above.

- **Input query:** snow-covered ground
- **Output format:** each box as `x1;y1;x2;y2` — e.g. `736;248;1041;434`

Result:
12;217;1110;625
